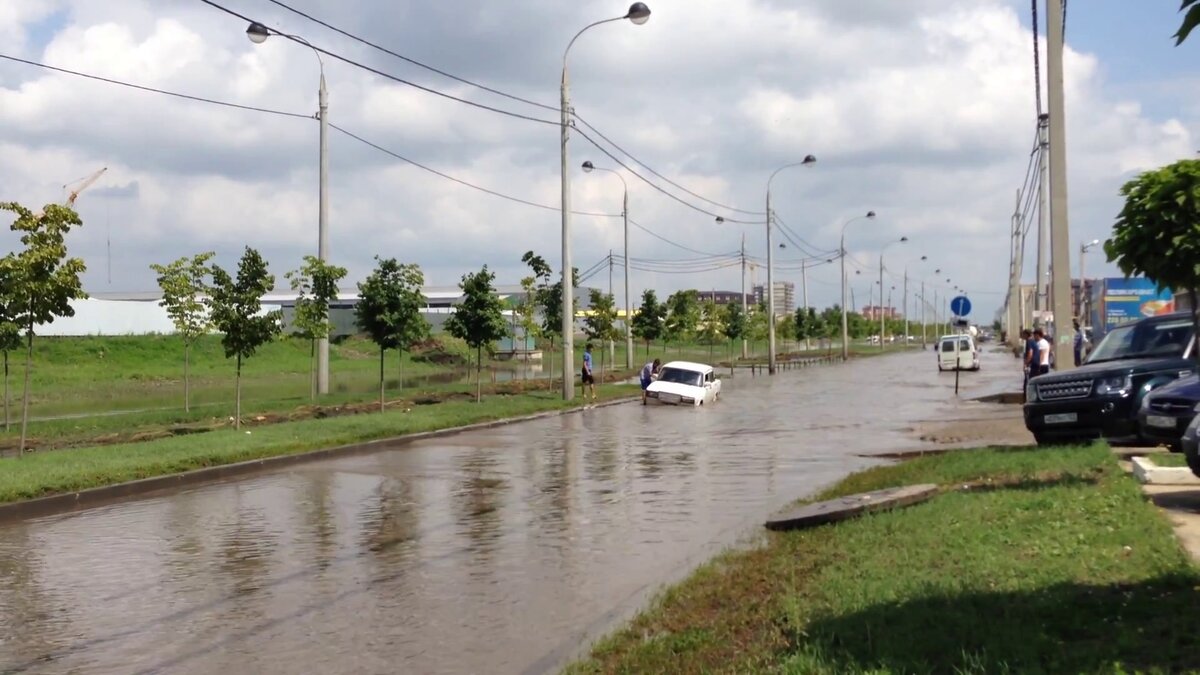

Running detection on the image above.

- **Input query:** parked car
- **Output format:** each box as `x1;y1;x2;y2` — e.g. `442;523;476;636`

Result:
936;334;979;371
1179;413;1200;477
645;361;721;406
1024;312;1196;446
1137;374;1200;452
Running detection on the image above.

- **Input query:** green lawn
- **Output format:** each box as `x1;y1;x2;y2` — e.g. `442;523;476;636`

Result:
0;384;638;504
1148;452;1190;468
568;444;1200;674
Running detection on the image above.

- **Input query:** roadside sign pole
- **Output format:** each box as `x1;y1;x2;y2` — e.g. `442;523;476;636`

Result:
949;295;971;396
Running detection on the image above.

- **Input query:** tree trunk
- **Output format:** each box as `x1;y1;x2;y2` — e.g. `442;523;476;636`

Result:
476;345;483;403
18;327;32;455
184;341;191;413
397;348;404;390
1191;288;1199;366
235;354;242;431
310;338;316;401
3;350;9;433
548;338;555;391
379;347;386;414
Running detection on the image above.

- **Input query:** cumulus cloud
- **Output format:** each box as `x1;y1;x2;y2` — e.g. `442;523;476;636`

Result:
0;0;1192;322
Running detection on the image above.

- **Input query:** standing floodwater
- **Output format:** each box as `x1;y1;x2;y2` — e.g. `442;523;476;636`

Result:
0;349;1017;674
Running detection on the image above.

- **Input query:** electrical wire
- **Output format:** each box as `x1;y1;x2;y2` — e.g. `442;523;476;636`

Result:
260;0;559;112
0;53;310;119
196;0;560;127
251;0;765;218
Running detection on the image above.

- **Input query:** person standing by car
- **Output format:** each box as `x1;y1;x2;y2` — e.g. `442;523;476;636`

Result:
1073;318;1088;366
581;343;596;401
640;358;661;405
1034;328;1052;375
1022;329;1038;383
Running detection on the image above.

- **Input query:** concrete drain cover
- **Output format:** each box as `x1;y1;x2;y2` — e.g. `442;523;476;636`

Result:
764;484;939;531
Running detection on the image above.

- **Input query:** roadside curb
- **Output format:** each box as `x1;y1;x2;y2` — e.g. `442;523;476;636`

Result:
1131;456;1200;485
0;396;639;523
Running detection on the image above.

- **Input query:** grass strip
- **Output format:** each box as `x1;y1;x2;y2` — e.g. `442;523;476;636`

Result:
0;386;636;505
568;444;1200;674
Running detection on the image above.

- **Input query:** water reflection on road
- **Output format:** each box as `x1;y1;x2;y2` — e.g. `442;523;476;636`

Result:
0;348;1018;675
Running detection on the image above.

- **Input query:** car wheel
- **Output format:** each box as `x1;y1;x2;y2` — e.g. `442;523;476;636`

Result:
1170;442;1184;454
1033;433;1058;447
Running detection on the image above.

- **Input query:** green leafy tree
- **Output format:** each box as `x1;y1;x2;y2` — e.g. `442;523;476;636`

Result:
664;290;701;353
1106;158;1200;362
747;301;769;357
583;289;619;383
632;289;665;356
820;305;844;354
445;265;508;403
722;301;747;364
792;306;812;348
150;252;214;412
0;203;88;453
0;258;22;432
516;274;541;379
286;255;349;400
355;258;429;412
209;247;281;430
699;300;723;359
525;251;577;391
1176;0;1200;44
807;308;828;352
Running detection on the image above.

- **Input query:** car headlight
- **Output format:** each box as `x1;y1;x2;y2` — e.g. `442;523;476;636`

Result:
1025;383;1037;402
1094;375;1132;396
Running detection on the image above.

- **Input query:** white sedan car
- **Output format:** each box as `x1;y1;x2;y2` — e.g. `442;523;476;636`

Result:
645;361;721;407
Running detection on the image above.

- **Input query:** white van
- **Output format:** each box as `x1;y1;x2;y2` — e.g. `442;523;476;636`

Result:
937;334;980;371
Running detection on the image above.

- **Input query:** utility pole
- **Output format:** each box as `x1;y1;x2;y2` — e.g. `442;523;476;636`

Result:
801;260;810;351
740;233;748;359
608;249;615;367
1047;0;1075;369
1009;188;1022;347
1035;113;1049;321
921;282;927;347
903;269;909;348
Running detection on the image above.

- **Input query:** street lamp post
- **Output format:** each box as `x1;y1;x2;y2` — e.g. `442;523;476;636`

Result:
902;255;927;349
582;160;633;369
1079;238;1100;324
879;237;908;350
839;211;876;361
559;3;651;400
765;155;817;374
247;21;332;395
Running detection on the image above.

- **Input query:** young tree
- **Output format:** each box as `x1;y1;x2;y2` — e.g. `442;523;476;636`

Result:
793;306;812;351
209;247;281;430
632;289;665;356
583;290;619;382
150;252;215;412
286;255;349;400
807;308;828;353
820;305;844;354
722;301;746;364
355;257;428;412
525;251;577;391
0;258;22;432
516;273;542;379
747;302;769;357
699;299;723;359
1105;158;1200;363
664;290;701;354
0;203;88;453
445;266;508;403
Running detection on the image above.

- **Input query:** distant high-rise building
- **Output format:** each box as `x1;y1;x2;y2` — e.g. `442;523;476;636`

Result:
752;282;795;316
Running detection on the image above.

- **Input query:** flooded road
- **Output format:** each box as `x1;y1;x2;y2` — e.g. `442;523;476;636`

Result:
0;348;1020;675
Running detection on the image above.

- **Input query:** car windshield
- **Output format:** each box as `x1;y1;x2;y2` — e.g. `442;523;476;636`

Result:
1086;319;1193;363
657;367;703;387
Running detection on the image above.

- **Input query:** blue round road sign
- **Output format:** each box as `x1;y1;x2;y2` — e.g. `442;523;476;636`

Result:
950;295;972;316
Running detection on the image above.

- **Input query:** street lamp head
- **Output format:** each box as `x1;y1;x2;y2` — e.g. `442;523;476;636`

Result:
779;243;787;249
899;236;908;243
715;216;725;224
625;2;651;24
581;160;595;173
246;22;270;44
935;268;941;274
802;154;817;165
921;255;928;261
866;210;876;218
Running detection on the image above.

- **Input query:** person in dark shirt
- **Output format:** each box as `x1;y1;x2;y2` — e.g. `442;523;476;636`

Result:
1022;329;1038;390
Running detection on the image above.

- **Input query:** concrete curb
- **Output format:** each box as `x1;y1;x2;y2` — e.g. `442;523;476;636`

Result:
0;396;639;523
1131;456;1200;485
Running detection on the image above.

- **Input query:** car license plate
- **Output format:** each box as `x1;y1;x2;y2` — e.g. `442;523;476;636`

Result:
1147;415;1176;429
660;393;680;404
1044;413;1077;424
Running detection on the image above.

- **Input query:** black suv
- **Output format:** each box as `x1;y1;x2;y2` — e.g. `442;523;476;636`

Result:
1024;312;1196;446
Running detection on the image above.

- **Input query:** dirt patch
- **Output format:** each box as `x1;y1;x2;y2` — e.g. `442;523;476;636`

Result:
910;409;1034;447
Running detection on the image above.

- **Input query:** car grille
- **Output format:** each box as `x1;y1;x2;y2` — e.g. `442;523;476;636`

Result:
1149;398;1196;415
1036;378;1093;401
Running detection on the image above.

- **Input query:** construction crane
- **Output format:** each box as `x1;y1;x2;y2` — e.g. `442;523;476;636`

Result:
62;167;107;208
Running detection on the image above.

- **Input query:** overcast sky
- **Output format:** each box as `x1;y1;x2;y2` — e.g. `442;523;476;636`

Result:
0;0;1194;322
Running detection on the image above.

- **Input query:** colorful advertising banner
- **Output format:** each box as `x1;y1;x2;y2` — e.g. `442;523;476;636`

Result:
1099;277;1174;333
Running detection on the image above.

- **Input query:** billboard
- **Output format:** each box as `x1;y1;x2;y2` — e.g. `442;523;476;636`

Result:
1098;277;1174;333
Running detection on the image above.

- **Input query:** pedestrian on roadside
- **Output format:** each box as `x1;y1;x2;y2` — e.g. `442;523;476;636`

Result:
581;343;596;401
1022;329;1037;384
640;358;661;405
1034;328;1052;376
1073;318;1087;366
